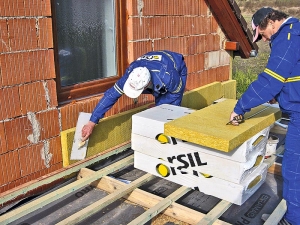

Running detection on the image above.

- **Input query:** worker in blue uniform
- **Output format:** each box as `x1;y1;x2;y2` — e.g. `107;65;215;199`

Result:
229;7;300;225
81;50;187;141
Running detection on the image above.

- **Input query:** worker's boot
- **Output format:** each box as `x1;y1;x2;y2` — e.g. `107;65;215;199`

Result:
261;214;291;225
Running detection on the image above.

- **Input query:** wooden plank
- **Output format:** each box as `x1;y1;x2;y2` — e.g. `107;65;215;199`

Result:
0;142;130;206
230;1;241;19
0;155;134;225
224;41;239;51
238;13;248;31
267;162;282;176
128;186;191;225
197;200;232;225
92;176;231;225
264;199;287;225
207;0;254;58
57;173;155;225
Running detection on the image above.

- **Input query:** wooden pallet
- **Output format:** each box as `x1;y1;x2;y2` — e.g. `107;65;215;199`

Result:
0;133;286;225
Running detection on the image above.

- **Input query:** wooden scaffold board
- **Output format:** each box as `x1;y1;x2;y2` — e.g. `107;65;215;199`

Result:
0;146;286;225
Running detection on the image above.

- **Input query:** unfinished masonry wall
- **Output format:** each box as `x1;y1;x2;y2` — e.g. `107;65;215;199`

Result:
0;0;232;197
0;0;62;195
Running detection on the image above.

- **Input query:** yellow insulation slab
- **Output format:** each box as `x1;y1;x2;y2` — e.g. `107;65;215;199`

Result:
61;105;148;167
181;82;223;110
221;80;236;99
164;99;281;152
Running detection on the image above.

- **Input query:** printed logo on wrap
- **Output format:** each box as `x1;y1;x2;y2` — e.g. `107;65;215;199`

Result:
137;54;162;61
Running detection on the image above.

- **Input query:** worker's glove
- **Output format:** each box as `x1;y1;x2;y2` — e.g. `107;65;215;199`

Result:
226;114;244;125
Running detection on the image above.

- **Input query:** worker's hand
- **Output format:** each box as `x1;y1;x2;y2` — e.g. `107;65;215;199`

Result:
81;121;96;141
268;98;277;104
228;111;244;126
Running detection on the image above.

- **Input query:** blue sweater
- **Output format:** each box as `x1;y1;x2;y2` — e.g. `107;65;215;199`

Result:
90;50;187;124
234;17;300;115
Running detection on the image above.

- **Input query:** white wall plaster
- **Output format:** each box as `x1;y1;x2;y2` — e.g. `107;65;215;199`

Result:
41;140;52;168
137;0;144;26
43;81;51;108
27;112;41;143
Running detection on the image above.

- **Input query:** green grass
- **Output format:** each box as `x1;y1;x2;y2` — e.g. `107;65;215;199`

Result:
233;69;258;99
233;41;270;99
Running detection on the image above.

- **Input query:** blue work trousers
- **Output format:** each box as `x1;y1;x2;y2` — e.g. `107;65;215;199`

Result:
282;113;300;225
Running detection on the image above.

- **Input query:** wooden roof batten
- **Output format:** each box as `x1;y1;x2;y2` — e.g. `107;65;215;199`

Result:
206;0;258;58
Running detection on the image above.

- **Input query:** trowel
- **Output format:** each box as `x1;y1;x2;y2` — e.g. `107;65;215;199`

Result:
70;112;92;160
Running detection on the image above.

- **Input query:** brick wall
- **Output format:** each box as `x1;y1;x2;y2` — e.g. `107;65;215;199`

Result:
0;0;61;194
0;0;231;198
125;0;230;110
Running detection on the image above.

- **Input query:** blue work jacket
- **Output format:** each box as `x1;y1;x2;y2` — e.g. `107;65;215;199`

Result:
90;50;187;124
234;17;300;116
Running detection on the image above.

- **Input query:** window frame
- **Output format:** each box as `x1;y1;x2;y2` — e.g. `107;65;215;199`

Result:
52;0;128;103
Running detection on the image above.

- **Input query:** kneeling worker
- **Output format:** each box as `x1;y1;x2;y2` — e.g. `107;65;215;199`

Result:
81;50;187;141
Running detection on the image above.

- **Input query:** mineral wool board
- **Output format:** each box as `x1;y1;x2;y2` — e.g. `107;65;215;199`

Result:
164;99;281;152
132;104;271;162
134;151;268;205
132;133;266;184
132;104;195;140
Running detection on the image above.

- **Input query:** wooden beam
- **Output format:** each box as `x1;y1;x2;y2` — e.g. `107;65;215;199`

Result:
267;162;282;176
264;199;286;225
0;142;130;206
197;200;232;225
57;173;155;225
224;41;239;51
206;0;253;58
0;155;134;225
128;186;191;225
90;174;231;225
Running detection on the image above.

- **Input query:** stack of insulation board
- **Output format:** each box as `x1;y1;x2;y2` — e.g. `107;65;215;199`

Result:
132;100;281;205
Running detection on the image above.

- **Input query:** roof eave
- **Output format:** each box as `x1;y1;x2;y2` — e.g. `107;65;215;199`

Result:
206;0;258;59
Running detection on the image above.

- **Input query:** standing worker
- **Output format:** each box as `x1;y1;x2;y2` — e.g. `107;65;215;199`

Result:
82;50;187;141
229;7;300;225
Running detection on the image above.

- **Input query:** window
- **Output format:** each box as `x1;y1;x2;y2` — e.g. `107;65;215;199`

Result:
53;0;127;102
